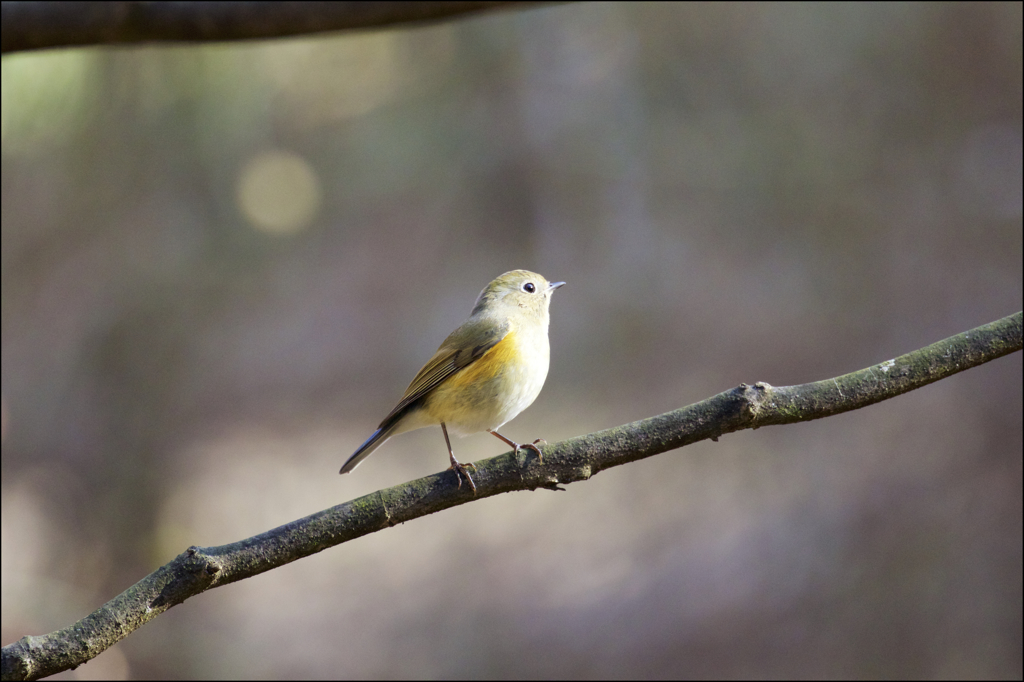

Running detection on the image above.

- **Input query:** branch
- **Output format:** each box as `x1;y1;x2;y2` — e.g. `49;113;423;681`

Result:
1;1;550;54
2;311;1020;680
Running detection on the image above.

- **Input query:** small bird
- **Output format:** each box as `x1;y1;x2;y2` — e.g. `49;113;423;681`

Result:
340;270;564;492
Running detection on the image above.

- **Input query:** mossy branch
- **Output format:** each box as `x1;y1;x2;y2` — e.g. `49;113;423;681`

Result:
2;311;1020;681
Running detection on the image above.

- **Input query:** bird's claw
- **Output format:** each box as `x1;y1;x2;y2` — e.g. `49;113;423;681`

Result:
448;460;477;493
516;439;546;465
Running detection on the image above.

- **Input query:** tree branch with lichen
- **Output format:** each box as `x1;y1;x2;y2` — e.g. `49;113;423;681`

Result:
2;311;1020;681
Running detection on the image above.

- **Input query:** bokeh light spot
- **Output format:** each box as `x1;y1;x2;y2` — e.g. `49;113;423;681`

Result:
237;150;322;235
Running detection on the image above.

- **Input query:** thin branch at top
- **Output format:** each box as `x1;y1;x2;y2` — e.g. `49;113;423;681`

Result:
1;1;552;54
1;311;1020;681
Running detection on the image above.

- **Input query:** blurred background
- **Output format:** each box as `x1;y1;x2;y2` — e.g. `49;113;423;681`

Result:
2;2;1021;678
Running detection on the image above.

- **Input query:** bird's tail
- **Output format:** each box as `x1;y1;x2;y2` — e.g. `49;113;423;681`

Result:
339;422;399;474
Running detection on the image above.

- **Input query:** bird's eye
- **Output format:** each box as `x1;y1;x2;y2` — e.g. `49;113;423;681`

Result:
522;282;536;293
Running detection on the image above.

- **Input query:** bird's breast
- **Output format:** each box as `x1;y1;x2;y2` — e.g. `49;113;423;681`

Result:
424;326;550;435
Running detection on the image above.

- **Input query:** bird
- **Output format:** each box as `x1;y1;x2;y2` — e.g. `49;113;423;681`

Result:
340;269;564;492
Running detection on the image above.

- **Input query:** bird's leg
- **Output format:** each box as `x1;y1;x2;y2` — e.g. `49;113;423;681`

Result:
489;430;545;464
442;423;476;493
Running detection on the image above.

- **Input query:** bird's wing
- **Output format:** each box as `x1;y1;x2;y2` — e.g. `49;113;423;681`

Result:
378;317;510;427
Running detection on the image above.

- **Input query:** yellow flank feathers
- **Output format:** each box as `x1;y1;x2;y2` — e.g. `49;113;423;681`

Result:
442;329;519;391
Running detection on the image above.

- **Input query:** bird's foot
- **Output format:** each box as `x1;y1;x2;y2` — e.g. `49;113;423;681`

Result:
448;459;477;493
516;439;546;465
